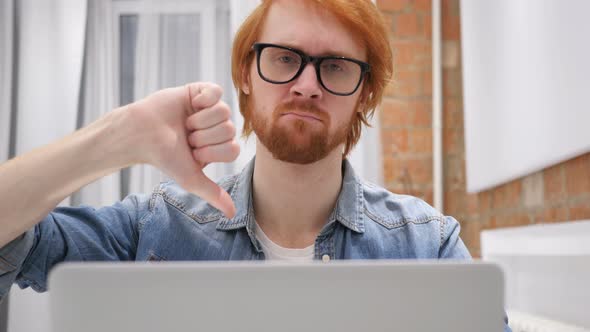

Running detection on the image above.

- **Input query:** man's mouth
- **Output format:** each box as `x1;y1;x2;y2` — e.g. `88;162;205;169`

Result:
281;111;322;122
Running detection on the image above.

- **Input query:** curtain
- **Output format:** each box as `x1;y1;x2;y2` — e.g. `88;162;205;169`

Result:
70;0;121;207
76;0;245;203
128;4;235;194
0;0;14;164
0;1;14;330
8;1;87;332
125;13;165;195
14;0;87;208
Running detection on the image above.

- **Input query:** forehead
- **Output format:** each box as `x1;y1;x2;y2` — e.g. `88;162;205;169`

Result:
258;0;366;61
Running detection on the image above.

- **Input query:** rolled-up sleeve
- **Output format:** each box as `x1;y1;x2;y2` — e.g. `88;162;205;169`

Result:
0;193;151;302
0;229;35;301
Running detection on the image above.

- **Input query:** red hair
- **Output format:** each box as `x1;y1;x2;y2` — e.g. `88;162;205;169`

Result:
231;0;393;156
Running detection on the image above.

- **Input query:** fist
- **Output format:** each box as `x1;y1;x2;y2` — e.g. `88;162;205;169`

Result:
128;82;240;218
186;84;240;167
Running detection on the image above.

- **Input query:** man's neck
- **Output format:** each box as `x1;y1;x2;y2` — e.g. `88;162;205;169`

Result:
252;142;344;249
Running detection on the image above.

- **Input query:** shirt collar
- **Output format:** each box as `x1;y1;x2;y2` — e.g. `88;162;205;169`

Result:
216;157;365;234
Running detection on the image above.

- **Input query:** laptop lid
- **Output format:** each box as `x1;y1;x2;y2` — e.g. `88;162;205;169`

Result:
48;260;505;332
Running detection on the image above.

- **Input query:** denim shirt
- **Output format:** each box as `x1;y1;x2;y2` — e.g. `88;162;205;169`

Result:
0;157;472;299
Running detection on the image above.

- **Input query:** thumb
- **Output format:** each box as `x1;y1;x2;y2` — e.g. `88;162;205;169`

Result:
171;154;236;219
185;171;237;219
187;82;223;113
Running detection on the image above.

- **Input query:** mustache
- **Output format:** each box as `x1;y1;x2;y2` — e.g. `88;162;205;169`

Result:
274;101;328;121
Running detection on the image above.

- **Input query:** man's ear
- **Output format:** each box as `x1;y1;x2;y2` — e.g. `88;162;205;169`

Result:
241;65;251;95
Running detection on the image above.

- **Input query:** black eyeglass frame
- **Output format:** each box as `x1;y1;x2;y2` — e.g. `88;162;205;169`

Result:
252;42;371;96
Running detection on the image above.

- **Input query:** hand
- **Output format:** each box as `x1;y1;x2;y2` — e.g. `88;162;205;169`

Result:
127;82;239;218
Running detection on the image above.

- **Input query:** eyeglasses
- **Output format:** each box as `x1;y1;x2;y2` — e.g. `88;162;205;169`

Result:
252;43;371;96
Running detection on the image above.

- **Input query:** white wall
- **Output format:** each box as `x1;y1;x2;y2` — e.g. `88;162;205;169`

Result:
461;0;590;193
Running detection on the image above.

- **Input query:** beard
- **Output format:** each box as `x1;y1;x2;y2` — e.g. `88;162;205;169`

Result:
250;99;353;164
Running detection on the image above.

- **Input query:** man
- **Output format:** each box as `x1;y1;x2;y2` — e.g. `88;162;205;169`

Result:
1;0;469;299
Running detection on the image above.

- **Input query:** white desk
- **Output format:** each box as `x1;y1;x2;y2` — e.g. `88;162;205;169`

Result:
481;219;590;329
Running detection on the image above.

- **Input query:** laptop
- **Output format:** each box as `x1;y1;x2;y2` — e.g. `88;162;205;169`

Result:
47;260;505;332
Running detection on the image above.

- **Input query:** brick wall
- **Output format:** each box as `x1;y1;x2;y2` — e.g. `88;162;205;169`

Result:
377;0;590;257
379;0;434;205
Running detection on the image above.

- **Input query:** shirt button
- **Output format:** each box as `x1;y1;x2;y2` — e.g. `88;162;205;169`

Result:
322;254;330;263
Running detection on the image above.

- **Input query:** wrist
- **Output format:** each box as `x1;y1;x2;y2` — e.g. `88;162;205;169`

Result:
88;104;145;168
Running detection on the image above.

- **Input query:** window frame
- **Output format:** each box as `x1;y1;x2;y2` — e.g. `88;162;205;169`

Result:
111;0;229;106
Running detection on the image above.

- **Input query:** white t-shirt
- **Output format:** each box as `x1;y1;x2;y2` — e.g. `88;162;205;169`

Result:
254;222;314;262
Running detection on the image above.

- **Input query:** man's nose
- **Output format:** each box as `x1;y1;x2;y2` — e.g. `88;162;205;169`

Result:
290;63;323;99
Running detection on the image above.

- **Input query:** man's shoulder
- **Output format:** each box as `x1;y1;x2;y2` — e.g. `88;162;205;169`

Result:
360;180;444;229
150;173;240;222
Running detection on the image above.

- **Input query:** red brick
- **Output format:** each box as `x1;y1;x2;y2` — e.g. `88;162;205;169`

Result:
423;189;434;205
422;70;432;96
488;216;498;228
444;154;465;190
388;170;429;196
394;13;421;38
505;180;524;208
409;128;432;153
565;153;590;196
442;0;460;19
442;41;460;69
383;157;405;183
534;206;569;224
414;0;431;12
377;0;409;12
443;98;463;129
443;128;463;155
478;191;493;213
443;69;462;97
445;188;466;216
381;98;411;127
491;180;522;209
422;13;432;40
411;100;432;127
388;70;422;97
442;16;460;40
402;157;433;184
466;193;480;215
459;218;485;257
381;129;409;155
386;184;404;195
382;12;394;31
391;42;412;68
570;201;590;221
490;213;530;229
382;157;393;180
543;164;564;203
408;187;434;205
384;79;396;97
391;41;432;69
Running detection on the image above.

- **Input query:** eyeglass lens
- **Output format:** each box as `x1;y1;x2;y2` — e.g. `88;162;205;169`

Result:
258;46;363;95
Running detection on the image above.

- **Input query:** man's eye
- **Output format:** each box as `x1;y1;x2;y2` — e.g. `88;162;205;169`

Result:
277;56;297;64
324;63;344;72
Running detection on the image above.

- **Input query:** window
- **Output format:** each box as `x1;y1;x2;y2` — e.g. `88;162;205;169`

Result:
113;0;233;196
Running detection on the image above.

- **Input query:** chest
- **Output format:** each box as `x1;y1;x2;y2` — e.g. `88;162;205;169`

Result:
134;216;432;262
